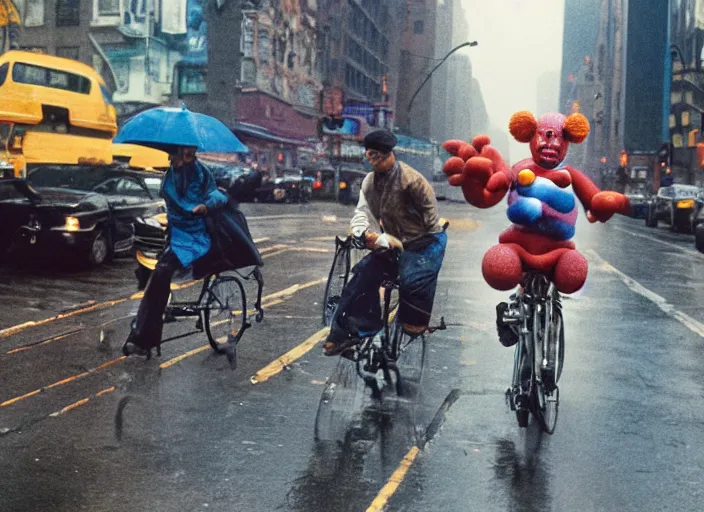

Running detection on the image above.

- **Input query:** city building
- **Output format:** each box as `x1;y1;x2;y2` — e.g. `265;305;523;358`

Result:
430;0;475;144
316;0;406;163
559;0;600;114
669;0;704;187
233;0;322;174
395;0;437;138
563;0;669;192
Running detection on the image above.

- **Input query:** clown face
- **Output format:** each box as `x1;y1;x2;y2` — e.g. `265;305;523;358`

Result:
530;113;568;169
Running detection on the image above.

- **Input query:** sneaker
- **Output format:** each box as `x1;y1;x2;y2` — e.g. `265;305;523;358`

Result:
496;302;519;347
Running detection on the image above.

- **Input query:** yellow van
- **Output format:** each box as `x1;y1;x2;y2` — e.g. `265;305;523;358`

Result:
0;51;118;177
0;51;117;136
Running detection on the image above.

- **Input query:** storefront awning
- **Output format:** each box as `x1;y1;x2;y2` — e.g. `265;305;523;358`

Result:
232;122;311;147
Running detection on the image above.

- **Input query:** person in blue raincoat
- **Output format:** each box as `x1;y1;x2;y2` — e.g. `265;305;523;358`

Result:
123;146;229;356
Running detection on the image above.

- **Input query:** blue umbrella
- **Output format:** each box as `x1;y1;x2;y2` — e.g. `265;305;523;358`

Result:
114;105;249;154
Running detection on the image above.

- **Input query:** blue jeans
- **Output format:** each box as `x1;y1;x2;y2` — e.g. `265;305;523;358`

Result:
328;231;447;341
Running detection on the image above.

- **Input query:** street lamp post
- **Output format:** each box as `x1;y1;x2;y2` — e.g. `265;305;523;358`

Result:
406;41;479;116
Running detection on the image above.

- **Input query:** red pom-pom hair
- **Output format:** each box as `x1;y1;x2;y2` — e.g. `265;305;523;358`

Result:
563;113;590;144
509;111;538;143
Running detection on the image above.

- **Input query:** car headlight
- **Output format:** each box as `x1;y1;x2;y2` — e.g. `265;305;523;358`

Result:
136;217;163;228
677;199;695;209
64;216;80;232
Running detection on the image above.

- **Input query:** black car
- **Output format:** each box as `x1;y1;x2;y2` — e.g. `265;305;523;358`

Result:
645;184;703;233
0;164;165;266
693;192;704;252
256;170;312;203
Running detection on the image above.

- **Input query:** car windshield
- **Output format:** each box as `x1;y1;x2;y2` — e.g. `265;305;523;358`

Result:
143;176;162;197
27;165;115;192
673;185;700;198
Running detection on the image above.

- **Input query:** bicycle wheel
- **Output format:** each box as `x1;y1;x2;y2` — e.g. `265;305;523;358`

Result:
314;358;365;442
390;319;427;403
203;275;247;352
322;242;350;326
533;306;560;434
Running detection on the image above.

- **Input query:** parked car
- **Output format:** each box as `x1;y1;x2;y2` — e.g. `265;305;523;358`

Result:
693;192;704;252
0;163;164;266
256;170;312;203
645;184;703;233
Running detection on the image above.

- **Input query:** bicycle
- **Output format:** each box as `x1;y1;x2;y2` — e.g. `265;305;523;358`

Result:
321;234;367;327
162;267;265;368
315;245;446;442
502;272;565;434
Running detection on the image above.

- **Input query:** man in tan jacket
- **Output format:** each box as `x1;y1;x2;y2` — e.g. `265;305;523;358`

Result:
323;129;448;355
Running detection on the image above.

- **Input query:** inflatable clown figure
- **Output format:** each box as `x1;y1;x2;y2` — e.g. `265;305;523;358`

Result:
442;111;630;298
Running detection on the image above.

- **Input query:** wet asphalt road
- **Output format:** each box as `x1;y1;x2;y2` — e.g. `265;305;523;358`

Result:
0;200;703;512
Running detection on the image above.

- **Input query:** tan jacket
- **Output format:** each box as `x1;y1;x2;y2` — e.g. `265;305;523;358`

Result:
350;161;441;245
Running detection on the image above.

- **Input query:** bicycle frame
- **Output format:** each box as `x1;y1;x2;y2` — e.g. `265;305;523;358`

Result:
167;267;265;326
505;273;559;414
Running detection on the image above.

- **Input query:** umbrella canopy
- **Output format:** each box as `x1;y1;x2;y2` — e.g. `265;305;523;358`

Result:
114;105;249;154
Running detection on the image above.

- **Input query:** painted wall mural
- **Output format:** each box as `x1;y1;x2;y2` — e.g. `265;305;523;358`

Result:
103;0;209;112
241;0;322;110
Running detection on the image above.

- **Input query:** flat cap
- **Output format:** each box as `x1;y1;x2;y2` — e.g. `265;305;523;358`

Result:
363;129;397;153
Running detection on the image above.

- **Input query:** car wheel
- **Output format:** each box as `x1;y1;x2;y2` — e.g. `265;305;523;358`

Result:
87;230;111;266
696;225;704;253
645;207;658;228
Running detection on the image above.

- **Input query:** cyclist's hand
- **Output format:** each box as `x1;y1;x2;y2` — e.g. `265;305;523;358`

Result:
372;233;403;251
192;204;208;215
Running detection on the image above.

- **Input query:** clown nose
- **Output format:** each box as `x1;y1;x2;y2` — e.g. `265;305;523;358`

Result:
518;169;536;186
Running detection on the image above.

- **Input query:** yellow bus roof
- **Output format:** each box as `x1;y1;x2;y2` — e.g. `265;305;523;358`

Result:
0;51;108;87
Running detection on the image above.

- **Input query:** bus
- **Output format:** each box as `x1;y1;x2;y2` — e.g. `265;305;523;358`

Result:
0;51;118;177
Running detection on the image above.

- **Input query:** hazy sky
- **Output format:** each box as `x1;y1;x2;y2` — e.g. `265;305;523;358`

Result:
458;0;566;158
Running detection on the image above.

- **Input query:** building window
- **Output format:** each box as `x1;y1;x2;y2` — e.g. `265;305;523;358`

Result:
93;0;121;25
413;20;424;34
24;0;45;27
179;67;206;96
56;0;80;27
57;46;80;61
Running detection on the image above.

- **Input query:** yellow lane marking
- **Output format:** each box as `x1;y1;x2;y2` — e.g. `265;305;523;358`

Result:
5;331;77;355
130;278;201;300
439;217;479;231
260;278;327;302
0;300;127;339
262;249;289;259
159;345;211;369
287;247;333;254
263;248;333;259
0;357;125;408
250;327;330;384
209;298;286;329
259;244;289;254
49;386;116;417
366;446;420;512
252;238;270;244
